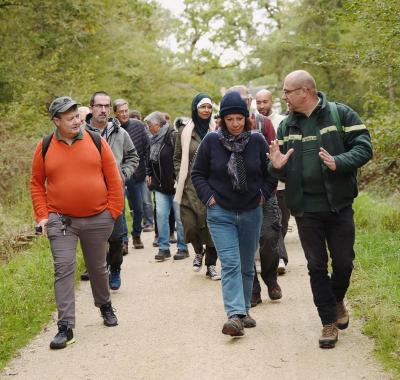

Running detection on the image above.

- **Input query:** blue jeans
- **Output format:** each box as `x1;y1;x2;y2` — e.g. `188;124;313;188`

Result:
141;181;154;226
126;177;144;238
154;191;187;251
207;204;262;317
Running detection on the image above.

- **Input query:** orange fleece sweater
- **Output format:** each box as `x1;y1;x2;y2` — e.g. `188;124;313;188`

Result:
31;131;124;222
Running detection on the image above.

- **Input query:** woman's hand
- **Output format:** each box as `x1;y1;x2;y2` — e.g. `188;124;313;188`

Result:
208;196;217;207
267;140;294;170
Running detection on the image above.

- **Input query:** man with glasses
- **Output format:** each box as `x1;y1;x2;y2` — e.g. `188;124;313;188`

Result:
82;91;139;291
268;70;372;348
113;98;152;251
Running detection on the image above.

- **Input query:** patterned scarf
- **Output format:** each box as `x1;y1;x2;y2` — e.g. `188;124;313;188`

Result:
217;127;251;193
150;124;169;164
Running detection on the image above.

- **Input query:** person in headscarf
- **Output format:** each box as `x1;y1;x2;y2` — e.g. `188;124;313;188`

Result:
174;93;220;280
191;91;277;337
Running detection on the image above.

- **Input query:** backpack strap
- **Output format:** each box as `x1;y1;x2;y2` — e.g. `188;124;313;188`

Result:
42;129;101;160
41;133;54;159
328;102;343;134
86;129;102;154
255;113;264;133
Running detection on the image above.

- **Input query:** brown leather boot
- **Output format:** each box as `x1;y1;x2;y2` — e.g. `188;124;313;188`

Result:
132;236;144;249
319;323;338;348
336;301;349;330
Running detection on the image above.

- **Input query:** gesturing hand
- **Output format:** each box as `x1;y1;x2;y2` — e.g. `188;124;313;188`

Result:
267;140;294;170
319;147;336;171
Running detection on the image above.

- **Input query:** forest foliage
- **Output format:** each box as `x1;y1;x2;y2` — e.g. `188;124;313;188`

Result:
0;0;399;245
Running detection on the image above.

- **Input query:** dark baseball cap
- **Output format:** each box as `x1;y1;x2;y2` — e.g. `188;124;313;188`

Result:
49;96;80;118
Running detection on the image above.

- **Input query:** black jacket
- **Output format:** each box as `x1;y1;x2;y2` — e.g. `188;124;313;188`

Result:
147;127;176;194
268;92;373;216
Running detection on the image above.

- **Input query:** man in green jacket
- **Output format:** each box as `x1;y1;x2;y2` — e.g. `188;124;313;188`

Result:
268;70;372;349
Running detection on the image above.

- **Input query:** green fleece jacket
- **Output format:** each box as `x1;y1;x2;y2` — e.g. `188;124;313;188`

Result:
268;92;373;216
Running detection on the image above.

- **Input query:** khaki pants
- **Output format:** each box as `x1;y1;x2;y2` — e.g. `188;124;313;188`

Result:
47;210;115;327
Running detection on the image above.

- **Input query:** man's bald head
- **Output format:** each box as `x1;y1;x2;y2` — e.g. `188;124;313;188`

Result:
284;70;317;93
282;70;319;115
226;85;251;110
255;89;273;116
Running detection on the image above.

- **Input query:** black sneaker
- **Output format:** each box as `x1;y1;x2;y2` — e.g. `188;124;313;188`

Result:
50;322;75;349
155;249;170;262
100;302;118;327
173;249;189;260
222;315;244;337
80;270;89;281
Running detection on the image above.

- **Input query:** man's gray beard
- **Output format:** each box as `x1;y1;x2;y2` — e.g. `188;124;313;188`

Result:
94;116;108;128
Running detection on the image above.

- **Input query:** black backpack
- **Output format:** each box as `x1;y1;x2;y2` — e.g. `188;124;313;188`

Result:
41;129;101;159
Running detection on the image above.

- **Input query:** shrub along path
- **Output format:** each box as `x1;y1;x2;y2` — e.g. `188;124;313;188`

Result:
1;223;390;380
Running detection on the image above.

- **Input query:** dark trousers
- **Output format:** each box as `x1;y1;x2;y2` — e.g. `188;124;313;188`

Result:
107;214;124;271
295;206;355;325
253;195;281;294
277;189;290;264
192;240;218;266
125;177;144;238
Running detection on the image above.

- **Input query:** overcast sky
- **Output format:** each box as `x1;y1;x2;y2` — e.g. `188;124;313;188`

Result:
156;0;184;15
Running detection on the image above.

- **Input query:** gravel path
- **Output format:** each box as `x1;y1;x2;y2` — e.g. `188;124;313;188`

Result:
1;223;391;380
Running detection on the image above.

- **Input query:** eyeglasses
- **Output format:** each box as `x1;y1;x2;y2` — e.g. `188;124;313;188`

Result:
282;87;303;96
93;104;110;109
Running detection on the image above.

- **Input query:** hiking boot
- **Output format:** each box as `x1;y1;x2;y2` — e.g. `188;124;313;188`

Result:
100;302;118;327
173;249;189;260
152;236;159;247
336;301;349;330
122;242;129;256
251;293;262;308
277;259;286;275
143;224;154;232
132;236;144;249
80;269;89;281
192;252;204;272
319;323;338;349
206;265;221;281
155;249;170;262
242;313;256;328
109;269;121;290
267;281;282;300
50;322;75;349
169;233;177;244
222;315;244;337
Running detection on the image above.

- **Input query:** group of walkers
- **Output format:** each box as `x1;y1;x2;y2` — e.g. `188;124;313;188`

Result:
30;69;372;351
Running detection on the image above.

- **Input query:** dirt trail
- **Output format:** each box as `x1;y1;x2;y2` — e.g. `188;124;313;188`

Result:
1;223;391;380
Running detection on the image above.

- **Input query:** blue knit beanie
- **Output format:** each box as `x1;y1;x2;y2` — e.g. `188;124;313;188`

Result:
219;91;249;118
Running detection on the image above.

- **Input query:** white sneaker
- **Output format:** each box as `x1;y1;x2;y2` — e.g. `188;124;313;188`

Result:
192;253;203;272
206;265;221;281
277;259;286;275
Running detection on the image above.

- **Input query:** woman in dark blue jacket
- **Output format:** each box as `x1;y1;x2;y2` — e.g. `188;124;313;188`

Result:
191;91;277;337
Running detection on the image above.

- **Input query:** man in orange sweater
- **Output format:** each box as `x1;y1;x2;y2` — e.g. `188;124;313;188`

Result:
30;96;124;350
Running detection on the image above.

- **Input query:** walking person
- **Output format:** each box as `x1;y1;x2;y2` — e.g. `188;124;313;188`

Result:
84;91;139;290
192;91;277;336
256;89;289;274
268;70;372;348
31;96;124;349
145;111;188;261
113;98;152;250
174;93;220;279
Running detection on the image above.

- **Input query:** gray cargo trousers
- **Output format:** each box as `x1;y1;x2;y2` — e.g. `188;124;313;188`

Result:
46;209;115;327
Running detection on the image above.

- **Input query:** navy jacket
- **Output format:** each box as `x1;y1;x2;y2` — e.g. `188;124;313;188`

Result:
191;131;277;211
121;119;150;182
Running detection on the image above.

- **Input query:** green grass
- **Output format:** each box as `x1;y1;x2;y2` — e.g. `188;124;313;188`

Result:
0;238;85;369
348;192;400;379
